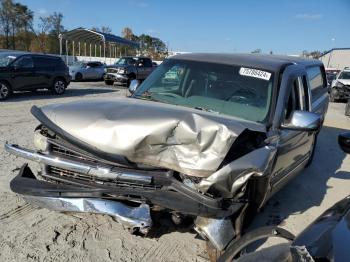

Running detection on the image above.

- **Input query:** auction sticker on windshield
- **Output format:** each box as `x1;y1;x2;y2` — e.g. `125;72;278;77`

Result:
239;67;271;81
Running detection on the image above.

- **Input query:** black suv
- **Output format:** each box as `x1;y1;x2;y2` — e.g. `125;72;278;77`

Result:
0;52;70;100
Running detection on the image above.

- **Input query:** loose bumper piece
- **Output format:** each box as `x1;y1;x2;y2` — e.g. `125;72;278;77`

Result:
10;164;152;233
24;196;152;233
194;217;235;251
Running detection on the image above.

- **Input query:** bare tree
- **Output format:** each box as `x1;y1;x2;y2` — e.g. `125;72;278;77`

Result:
91;26;112;34
121;27;134;40
0;0;14;48
0;0;33;50
30;12;64;53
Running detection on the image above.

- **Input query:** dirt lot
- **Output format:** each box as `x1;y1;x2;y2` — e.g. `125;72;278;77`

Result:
0;82;349;262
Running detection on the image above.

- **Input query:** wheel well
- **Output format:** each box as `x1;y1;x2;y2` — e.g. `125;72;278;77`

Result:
0;79;12;89
53;77;66;86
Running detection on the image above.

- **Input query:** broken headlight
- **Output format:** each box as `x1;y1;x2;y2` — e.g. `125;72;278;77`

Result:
33;130;49;152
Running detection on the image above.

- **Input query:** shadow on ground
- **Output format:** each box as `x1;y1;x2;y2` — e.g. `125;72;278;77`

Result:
3;87;119;102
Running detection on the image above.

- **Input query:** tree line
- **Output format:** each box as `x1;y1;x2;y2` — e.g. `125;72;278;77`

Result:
0;0;168;60
0;0;64;54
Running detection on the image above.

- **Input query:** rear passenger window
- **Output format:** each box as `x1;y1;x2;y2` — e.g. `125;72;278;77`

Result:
13;56;34;68
306;66;324;100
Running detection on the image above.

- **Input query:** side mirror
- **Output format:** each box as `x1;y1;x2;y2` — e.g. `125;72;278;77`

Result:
129;79;140;94
338;132;350;154
281;111;321;132
138;63;143;67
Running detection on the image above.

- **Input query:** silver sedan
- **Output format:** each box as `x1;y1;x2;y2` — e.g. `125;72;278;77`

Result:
69;61;105;81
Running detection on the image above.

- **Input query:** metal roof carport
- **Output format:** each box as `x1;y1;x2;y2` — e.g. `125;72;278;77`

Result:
59;27;139;63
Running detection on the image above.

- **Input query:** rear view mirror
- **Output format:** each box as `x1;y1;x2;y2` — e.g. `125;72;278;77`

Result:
281;111;321;132
129;79;140;94
338;133;350;154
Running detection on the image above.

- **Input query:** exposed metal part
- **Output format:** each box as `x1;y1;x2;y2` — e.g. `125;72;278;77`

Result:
33;130;49;152
23;196;152;232
194;217;235;251
5;143;153;185
198;146;277;198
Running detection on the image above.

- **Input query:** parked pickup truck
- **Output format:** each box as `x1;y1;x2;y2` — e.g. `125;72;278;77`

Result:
5;53;329;258
104;56;154;86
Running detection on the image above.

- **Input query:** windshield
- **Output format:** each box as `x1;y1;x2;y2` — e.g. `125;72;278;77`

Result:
134;59;274;123
339;71;350;80
115;57;136;65
70;61;86;67
0;53;19;67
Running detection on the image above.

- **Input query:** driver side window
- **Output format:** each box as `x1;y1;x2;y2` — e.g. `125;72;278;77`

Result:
13;56;34;69
284;77;307;121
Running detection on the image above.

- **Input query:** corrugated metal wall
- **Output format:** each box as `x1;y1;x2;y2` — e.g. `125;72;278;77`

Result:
319;49;350;69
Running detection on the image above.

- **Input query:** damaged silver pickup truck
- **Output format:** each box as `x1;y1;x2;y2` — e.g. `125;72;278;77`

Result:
5;53;329;257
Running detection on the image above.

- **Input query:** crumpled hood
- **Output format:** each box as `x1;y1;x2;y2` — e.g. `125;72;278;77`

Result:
36;98;265;177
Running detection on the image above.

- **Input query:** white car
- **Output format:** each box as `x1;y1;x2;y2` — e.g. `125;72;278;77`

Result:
69;61;105;81
330;68;350;102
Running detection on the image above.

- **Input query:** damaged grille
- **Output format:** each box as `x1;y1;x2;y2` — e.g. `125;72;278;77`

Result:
45;141;160;190
47;166;160;189
107;68;118;73
51;143;94;163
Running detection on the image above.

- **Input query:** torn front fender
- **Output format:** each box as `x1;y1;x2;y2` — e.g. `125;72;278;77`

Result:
198;146;277;198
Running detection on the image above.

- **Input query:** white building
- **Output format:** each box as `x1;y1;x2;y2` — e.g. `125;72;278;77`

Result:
319;48;350;69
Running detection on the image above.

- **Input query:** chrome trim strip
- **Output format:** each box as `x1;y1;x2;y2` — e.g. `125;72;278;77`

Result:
23;196;152;233
5;143;153;184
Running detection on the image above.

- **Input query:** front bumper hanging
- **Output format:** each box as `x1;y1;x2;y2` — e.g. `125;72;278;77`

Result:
11;164;152;233
6;143;245;218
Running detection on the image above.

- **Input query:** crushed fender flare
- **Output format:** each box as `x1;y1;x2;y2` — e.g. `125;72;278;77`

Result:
217;226;295;262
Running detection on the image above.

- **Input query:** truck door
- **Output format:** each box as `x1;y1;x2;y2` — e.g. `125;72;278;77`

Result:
270;68;315;192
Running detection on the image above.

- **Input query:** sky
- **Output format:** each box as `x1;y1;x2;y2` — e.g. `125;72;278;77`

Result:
20;0;350;55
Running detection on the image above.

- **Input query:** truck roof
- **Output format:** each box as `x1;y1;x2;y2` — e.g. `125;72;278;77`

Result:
171;53;323;73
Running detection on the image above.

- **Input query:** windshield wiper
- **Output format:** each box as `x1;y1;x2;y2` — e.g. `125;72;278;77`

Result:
194;106;219;114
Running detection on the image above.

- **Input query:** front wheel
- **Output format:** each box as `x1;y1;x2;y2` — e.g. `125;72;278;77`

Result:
104;80;114;86
0;81;12;101
51;79;66;95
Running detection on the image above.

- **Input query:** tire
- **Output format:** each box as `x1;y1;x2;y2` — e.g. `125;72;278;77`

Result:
104;80;114;86
329;88;337;102
75;73;83;81
0;81;12;101
217;226;295;262
345;99;350;116
51;78;66;95
305;134;318;167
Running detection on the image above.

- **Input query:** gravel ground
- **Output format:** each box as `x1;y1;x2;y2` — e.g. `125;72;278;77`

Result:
0;82;349;261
